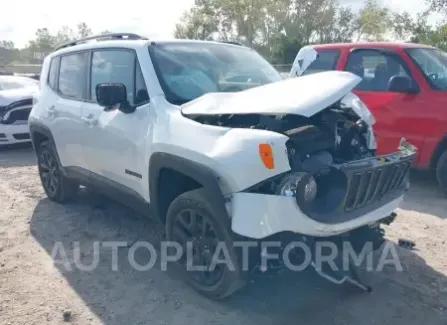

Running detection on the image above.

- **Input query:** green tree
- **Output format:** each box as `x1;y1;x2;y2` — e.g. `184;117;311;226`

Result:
354;0;392;41
392;11;415;41
390;10;447;49
174;0;228;40
54;25;76;46
26;28;56;61
427;0;447;14
0;41;20;66
174;0;356;63
77;22;93;38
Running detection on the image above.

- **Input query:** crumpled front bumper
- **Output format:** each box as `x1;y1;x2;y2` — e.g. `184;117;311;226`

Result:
230;139;417;239
230;192;403;239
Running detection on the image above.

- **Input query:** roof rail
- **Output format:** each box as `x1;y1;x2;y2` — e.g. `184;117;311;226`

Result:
54;33;148;51
220;41;244;46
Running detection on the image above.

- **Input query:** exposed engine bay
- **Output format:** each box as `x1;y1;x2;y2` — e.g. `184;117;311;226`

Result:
187;100;374;169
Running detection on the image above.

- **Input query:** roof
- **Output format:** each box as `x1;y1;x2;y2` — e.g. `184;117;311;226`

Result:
310;42;436;50
51;33;248;57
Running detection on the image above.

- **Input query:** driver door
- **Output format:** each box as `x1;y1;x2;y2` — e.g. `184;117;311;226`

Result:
342;49;429;158
81;49;151;198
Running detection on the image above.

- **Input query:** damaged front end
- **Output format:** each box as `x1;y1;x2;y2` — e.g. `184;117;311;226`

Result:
180;71;416;238
178;70;417;293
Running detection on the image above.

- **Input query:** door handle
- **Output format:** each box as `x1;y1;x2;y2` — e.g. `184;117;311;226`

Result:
82;114;98;126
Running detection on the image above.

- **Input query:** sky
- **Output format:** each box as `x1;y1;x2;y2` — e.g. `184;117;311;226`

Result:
0;0;443;48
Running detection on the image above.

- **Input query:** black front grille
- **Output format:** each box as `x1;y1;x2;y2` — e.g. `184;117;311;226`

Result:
12;133;31;140
345;161;411;212
0;133;6;138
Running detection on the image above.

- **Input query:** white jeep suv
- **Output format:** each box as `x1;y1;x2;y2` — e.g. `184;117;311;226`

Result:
30;33;416;299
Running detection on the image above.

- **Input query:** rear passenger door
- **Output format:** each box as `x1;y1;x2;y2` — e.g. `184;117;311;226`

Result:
46;52;89;170
81;49;151;198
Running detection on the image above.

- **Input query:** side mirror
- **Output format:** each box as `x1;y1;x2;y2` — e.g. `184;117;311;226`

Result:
95;83;135;114
388;75;419;94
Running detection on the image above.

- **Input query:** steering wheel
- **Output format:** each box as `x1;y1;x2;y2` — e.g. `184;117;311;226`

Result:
429;73;439;80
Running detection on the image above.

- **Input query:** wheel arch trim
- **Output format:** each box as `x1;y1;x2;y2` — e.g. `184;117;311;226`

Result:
29;122;65;174
148;152;228;222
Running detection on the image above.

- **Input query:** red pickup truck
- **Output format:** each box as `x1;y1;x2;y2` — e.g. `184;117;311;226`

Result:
291;42;447;193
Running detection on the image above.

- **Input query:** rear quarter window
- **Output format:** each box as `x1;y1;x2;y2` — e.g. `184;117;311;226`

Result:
57;52;88;100
47;56;60;90
302;50;340;75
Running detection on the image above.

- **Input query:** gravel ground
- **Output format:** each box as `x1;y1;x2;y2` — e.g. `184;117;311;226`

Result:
1;144;447;325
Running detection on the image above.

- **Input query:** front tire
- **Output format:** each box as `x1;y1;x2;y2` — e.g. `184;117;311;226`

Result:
166;188;246;300
436;150;447;195
37;141;79;202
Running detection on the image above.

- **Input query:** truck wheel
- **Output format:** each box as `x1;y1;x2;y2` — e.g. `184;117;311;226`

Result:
37;141;79;202
166;188;246;300
436;150;447;195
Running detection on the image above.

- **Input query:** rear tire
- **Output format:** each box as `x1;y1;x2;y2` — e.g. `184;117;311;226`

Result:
165;188;246;300
436;150;447;195
37;141;79;202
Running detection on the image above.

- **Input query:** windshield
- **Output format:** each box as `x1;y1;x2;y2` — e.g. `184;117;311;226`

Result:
406;48;447;90
149;42;282;104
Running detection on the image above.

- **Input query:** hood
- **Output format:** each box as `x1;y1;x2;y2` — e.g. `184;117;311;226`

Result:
181;71;361;118
0;86;38;107
289;45;318;77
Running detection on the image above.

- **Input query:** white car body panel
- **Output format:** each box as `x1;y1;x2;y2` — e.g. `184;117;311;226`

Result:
81;100;155;199
32;58;88;168
150;99;292;197
181;71;361;118
289;45;319;77
231;193;403;238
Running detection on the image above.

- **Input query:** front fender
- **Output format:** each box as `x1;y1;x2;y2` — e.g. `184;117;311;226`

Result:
151;107;292;194
151;129;291;194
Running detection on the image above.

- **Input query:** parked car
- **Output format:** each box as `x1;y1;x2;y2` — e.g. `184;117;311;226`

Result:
29;33;415;299
290;42;447;193
0;75;39;145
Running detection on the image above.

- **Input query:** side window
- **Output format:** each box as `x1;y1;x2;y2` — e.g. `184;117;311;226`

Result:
90;50;149;105
58;52;88;100
47;56;60;90
302;50;340;75
345;50;409;91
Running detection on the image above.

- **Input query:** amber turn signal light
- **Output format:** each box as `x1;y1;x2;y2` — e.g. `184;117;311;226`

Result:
259;143;274;169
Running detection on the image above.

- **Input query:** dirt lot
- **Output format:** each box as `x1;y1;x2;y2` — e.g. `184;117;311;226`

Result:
1;145;447;325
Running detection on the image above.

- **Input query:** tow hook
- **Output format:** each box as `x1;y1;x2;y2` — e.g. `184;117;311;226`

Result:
380;212;397;226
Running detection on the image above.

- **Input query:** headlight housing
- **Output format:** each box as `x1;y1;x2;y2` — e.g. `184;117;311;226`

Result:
276;172;318;204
